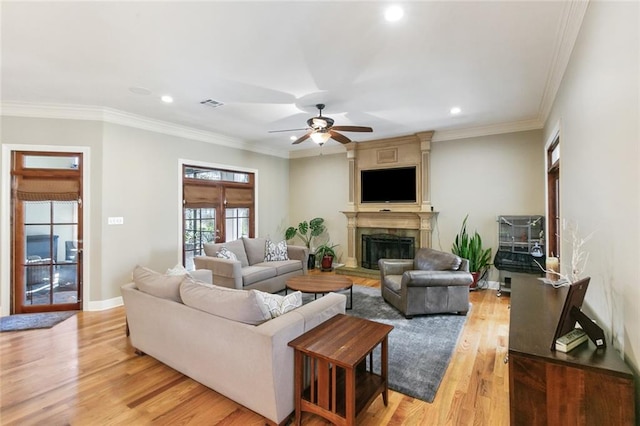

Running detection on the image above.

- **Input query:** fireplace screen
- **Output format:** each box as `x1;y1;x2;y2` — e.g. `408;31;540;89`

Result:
362;234;415;270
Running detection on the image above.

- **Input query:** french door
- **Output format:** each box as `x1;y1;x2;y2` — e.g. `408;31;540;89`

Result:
182;165;255;269
547;138;560;259
11;151;83;313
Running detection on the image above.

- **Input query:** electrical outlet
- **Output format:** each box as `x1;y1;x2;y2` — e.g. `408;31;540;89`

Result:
108;216;124;225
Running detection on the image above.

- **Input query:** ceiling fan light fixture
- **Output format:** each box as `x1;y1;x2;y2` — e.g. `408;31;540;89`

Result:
310;130;331;145
312;117;328;128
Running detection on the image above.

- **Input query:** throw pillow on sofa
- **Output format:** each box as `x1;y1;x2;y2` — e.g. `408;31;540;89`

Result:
166;263;190;276
133;265;185;303
179;278;271;325
216;246;238;261
255;290;302;318
264;239;289;261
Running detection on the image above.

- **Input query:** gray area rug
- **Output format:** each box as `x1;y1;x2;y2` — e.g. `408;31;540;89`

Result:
303;285;468;403
1;311;77;332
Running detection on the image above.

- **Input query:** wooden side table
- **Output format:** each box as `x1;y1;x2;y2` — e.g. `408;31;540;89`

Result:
288;314;393;425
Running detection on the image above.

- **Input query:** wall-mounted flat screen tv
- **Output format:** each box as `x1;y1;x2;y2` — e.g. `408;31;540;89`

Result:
360;166;417;203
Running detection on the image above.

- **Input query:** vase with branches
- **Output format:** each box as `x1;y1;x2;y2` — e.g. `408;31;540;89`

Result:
535;223;593;286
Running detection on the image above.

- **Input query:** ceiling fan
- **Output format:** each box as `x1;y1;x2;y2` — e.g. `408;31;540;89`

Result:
269;104;373;146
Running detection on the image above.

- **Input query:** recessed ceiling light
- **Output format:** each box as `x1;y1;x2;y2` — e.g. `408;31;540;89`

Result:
450;106;462;115
289;136;298;141
161;95;174;103
385;5;404;22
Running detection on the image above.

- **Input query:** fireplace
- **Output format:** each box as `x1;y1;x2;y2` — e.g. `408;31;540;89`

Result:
361;234;415;270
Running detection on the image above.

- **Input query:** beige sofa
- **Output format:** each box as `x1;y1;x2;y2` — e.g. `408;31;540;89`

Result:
121;270;345;426
193;237;308;293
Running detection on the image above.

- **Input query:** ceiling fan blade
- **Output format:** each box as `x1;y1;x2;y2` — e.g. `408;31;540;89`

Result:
329;130;352;145
331;125;373;133
268;127;309;133
292;133;312;145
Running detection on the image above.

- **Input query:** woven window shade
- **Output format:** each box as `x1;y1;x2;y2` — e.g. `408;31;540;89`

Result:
184;184;221;208
15;178;80;202
225;187;253;207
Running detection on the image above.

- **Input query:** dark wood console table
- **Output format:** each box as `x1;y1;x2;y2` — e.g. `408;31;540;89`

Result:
509;276;635;425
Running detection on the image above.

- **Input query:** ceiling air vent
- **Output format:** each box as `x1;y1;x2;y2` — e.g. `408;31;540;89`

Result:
200;99;224;108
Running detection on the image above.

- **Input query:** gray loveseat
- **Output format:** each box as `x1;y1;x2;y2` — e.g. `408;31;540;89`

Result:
194;237;308;293
122;268;346;426
379;247;473;318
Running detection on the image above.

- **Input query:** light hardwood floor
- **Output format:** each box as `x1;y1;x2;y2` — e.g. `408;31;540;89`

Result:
0;275;511;425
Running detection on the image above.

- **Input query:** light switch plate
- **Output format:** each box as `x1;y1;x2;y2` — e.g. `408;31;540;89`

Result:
108;216;124;225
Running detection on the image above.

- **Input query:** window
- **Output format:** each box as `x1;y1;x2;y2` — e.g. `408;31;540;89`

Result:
225;208;250;242
184;208;217;270
182;165;255;268
547;136;560;259
12;151;83;313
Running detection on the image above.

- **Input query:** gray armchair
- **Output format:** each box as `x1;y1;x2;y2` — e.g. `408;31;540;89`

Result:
379;247;473;318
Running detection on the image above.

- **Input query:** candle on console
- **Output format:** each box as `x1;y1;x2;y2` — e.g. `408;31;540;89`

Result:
546;257;559;280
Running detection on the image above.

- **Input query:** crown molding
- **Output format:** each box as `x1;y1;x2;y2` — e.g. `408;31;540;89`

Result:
432;118;543;142
537;0;589;124
288;144;347;159
0;102;290;159
1;101;548;158
289;118;544;157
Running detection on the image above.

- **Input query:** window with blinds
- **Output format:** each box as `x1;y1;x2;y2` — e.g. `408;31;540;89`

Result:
182;165;255;269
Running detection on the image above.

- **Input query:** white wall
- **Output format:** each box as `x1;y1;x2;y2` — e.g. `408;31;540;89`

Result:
1;116;290;307
288;152;349;259
543;0;639;399
431;130;545;273
0;117;103;313
288;130;545;275
99;122;290;300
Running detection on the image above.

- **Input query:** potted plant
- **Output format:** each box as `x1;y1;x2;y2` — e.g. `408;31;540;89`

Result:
452;215;492;289
285;217;326;269
315;243;339;271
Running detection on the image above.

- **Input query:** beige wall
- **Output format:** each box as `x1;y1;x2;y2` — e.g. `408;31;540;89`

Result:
430;130;545;282
543;0;639;401
0;117;104;313
288;130;545;275
0;116;290;308
99;123;290;301
288;152;349;259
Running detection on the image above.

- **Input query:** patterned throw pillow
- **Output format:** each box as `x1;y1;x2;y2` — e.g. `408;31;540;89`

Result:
264;239;289;261
254;290;302;318
216;246;238;261
166;263;190;276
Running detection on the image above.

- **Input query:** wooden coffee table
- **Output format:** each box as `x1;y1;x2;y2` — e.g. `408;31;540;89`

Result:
286;274;353;309
288;314;393;425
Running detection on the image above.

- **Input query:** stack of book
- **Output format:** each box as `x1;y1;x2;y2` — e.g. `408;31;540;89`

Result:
555;328;588;352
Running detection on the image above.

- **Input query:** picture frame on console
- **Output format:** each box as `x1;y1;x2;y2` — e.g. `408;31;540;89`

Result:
551;276;606;351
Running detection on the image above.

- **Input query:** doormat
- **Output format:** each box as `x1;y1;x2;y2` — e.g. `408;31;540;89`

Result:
1;311;77;332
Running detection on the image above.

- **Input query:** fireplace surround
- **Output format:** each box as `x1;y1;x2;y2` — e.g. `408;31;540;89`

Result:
340;131;437;269
362;234;415;270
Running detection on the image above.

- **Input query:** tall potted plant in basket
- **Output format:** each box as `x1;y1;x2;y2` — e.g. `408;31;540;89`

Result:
452;215;492;290
285;217;325;269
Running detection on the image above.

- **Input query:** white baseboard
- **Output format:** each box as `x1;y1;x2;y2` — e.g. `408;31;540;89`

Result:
481;280;500;290
87;296;123;311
